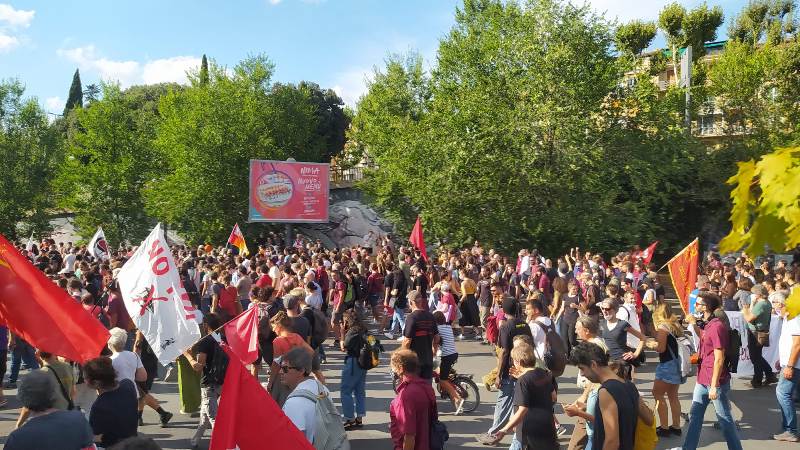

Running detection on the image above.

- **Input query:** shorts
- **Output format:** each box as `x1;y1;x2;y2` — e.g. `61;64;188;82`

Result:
368;293;381;308
655;358;683;385
479;306;491;327
136;379;153;395
333;311;344;324
439;353;458;381
420;363;434;380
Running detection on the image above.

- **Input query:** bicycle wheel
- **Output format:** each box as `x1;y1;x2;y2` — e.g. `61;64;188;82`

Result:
455;376;480;413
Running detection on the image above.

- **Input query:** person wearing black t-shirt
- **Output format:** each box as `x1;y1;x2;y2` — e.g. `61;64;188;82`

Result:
184;313;226;448
402;290;440;379
559;280;582;357
385;264;409;339
83;356;138;449
477;297;532;445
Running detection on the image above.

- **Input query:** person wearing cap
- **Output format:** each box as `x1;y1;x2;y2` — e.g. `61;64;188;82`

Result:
5;370;93;450
742;284;778;388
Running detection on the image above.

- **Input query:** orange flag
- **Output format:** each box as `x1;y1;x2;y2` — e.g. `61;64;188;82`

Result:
0;234;110;363
227;223;249;257
223;307;259;365
666;238;699;314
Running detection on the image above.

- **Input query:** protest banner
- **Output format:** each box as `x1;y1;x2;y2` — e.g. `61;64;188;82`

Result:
118;223;201;365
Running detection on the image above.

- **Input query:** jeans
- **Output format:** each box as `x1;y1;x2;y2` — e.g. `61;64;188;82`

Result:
488;377;515;435
340;356;367;420
683;382;743;450
193;384;220;442
747;329;773;382
9;340;39;383
390;308;406;336
777;369;799;436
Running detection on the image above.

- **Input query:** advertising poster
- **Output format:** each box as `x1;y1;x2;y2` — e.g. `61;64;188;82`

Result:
248;160;330;223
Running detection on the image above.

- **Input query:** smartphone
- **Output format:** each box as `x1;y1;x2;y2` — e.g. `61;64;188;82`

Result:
553;403;565;415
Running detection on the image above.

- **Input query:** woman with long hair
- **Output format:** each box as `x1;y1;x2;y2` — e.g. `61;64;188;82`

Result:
340;310;368;429
646;303;685;437
459;269;482;341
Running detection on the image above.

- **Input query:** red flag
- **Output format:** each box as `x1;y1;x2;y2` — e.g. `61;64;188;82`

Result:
667;238;699;314
210;345;314;450
223;307;259;365
409;216;428;262
633;241;659;265
0;234;109;363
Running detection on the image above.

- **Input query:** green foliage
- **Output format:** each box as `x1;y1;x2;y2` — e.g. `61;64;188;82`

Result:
144;55;330;243
0;80;63;240
83;84;101;104
56;83;173;244
659;2;724;81
298;81;350;162
350;0;719;255
64;69;83;115
200;54;209;86
729;0;797;45
616;21;657;56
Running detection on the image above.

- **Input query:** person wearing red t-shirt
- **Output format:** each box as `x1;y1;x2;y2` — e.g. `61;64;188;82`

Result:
366;264;385;325
211;273;241;320
255;264;273;289
389;349;435;450
266;311;314;407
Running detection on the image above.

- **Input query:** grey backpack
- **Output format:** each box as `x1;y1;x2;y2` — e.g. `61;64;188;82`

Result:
287;380;350;450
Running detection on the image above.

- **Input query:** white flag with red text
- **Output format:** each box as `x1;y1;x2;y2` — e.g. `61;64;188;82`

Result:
88;227;110;261
118;223;201;365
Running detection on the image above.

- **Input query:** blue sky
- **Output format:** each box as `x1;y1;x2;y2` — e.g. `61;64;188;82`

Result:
1;0;748;115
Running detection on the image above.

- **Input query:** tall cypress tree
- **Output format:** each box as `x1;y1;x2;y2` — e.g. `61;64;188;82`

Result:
64;69;83;115
199;54;209;86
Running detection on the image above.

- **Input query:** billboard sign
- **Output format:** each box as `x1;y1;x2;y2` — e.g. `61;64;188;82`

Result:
248;160;330;223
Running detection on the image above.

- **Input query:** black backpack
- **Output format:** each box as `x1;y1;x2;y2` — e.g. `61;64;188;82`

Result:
534;321;567;377
725;328;742;373
206;339;229;385
357;334;383;370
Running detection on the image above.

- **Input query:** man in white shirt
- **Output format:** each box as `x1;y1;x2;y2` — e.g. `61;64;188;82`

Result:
63;248;77;272
775;312;800;442
525;299;552;359
281;347;328;443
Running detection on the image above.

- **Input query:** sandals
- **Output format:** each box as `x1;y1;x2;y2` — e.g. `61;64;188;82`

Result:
343;418;364;430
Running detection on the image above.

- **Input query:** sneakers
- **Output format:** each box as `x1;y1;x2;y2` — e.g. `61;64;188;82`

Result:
765;374;779;385
556;425;567;437
3;382;16;389
455;398;465;415
749;379;763;388
384;332;395;340
656;427;672;438
458;334;466;341
138;416;144;426
396;336;405;342
670;427;682;436
332;340;340;349
774;431;800;442
160;411;173;427
475;334;484;341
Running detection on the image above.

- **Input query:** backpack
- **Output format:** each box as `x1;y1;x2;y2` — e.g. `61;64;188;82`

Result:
342;281;354;309
90;305;111;329
725;327;742;373
310;308;330;348
357;334;383;370
534;321;567;377
287;380;350;450
206;339;229;386
485;315;499;345
675;333;695;381
353;276;368;302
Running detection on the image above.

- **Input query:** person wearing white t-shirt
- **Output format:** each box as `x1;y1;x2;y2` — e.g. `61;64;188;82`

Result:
775;313;800;442
281;347;329;444
524;299;552;360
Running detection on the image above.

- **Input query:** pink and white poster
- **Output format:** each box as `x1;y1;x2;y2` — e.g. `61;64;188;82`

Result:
248;160;330;223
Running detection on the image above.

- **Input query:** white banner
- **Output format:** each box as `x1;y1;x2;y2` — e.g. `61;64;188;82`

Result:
88;227;110;261
690;311;782;378
118;224;201;365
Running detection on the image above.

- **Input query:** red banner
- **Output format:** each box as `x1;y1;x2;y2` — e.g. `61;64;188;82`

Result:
667;238;699;314
249;160;329;223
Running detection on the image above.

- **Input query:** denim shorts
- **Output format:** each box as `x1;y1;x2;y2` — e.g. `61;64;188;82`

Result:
655;358;683;384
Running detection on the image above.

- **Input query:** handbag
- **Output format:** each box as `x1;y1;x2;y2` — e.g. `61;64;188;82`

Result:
46;366;75;410
633;412;658;450
429;396;449;450
755;330;770;346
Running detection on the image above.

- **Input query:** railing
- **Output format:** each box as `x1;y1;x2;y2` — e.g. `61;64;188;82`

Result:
330;165;369;185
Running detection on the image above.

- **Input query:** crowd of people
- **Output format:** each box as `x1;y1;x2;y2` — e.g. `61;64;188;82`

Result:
2;231;800;450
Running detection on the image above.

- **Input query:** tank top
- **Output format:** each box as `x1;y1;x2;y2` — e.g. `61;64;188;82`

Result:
600;319;630;360
658;328;679;363
592;379;639;450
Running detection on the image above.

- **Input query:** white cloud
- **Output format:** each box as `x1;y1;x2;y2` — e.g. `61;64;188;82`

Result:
268;0;282;4
45;96;64;114
0;4;34;28
332;67;371;107
0;31;17;52
583;0;701;22
58;45;200;88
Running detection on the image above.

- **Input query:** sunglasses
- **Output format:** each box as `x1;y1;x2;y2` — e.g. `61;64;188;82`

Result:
695;302;706;307
280;365;301;373
600;307;613;312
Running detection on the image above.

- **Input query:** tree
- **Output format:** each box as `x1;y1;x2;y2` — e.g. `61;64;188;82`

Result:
64;69;83;115
56;83;172;244
615;20;657;56
83;83;101;104
144;55;330;243
658;2;724;81
0;80;63;240
729;0;797;45
299;81;350;161
200;54;209;86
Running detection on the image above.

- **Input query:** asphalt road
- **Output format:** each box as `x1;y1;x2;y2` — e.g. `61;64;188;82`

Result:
0;332;793;449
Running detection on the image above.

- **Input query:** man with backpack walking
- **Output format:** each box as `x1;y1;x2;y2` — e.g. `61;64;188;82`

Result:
184;313;228;449
401;290;440;380
683;293;744;450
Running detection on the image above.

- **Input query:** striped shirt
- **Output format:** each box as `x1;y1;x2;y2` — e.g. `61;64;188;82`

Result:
437;325;457;357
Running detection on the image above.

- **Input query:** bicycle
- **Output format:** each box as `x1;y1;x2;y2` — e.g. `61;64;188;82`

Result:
391;366;481;414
